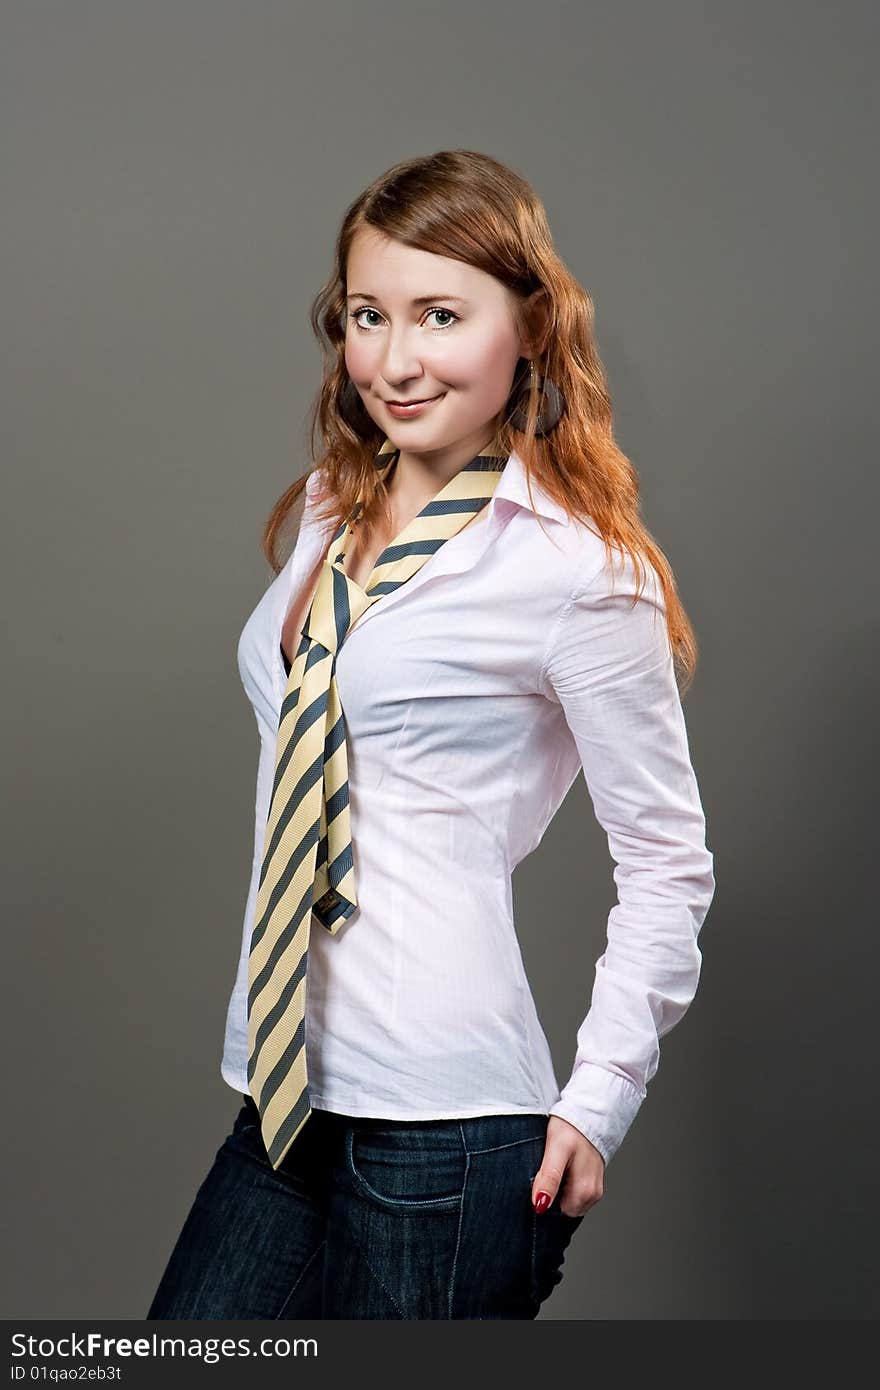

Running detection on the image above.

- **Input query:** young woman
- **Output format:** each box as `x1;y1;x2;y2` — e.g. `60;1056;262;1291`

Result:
146;149;715;1320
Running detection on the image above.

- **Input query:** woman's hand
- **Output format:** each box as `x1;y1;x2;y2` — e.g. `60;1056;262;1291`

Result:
531;1115;605;1217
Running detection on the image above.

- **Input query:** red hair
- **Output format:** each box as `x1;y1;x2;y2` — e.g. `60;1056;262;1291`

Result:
262;150;699;690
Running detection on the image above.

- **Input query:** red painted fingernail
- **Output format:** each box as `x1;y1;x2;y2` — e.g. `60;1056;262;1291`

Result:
534;1191;551;1214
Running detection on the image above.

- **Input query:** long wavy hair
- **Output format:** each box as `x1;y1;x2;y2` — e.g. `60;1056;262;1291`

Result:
262;149;698;690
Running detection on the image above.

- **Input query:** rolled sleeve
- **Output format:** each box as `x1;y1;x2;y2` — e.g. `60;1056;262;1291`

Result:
541;545;716;1166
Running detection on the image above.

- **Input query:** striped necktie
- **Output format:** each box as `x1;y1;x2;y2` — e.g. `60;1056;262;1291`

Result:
247;436;508;1169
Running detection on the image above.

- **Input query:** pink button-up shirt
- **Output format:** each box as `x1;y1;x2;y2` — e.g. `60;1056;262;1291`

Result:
221;448;715;1166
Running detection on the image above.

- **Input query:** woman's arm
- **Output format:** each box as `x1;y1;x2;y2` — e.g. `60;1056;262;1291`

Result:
539;544;716;1168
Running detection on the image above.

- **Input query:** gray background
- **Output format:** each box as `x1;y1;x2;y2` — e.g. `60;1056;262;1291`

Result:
3;0;876;1320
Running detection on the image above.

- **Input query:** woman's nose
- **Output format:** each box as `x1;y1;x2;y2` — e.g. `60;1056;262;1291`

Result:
380;336;425;386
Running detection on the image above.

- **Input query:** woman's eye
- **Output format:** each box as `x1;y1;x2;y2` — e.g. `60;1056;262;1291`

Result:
351;308;383;329
350;307;459;331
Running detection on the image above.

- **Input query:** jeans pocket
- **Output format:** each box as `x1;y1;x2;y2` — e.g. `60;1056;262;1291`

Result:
346;1123;467;1212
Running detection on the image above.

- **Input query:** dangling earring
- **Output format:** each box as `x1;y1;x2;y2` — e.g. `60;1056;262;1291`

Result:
508;360;564;436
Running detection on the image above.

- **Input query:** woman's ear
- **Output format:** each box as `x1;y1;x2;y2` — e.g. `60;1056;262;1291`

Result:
518;287;553;359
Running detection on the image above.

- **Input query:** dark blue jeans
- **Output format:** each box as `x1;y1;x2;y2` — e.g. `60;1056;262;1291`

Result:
146;1095;584;1319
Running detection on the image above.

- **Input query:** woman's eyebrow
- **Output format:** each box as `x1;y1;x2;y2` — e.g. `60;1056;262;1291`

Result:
347;293;469;305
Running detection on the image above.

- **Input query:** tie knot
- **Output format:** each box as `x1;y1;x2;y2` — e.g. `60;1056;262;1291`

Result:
301;555;372;655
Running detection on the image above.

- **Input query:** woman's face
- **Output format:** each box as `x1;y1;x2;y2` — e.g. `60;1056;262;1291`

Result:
344;227;527;461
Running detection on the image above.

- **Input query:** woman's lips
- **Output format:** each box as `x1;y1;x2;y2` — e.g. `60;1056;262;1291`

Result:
384;394;444;418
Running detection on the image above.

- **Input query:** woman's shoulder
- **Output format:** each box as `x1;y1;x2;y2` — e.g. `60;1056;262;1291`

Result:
513;504;611;598
533;512;665;620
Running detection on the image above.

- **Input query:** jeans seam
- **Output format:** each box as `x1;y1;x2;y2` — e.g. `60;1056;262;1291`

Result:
349;1235;408;1319
466;1134;545;1157
275;1239;326;1319
529;1204;540;1307
447;1124;471;1320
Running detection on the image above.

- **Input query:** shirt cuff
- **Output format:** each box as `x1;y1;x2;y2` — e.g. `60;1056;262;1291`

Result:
548;1063;646;1167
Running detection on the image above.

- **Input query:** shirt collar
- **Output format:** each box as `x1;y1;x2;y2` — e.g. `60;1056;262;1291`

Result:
490;446;571;528
376;438;570;529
